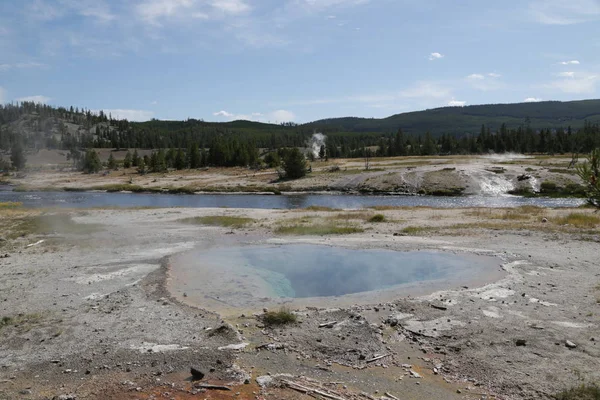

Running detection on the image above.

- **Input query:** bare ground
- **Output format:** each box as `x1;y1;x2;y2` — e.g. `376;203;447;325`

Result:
0;204;598;399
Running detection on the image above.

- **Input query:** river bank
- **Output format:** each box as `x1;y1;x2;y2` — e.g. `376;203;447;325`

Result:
0;205;598;399
3;154;587;199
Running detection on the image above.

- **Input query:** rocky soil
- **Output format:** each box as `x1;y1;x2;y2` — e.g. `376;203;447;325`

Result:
0;206;598;399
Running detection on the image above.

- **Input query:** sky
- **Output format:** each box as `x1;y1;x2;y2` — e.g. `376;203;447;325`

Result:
1;0;600;123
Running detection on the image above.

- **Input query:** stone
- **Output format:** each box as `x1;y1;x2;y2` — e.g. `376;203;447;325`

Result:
541;218;548;223
565;340;577;349
256;375;273;388
515;339;527;346
190;367;205;380
53;395;77;400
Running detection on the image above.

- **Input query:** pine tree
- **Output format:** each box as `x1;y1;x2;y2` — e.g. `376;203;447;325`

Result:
174;148;186;170
188;143;201;169
137;156;146;174
82;150;102;174
132;149;140;167
123;151;132;168
282;148;307;179
107;153;117;170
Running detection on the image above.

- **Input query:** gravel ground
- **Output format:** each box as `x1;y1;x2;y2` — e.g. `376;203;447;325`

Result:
0;206;598;399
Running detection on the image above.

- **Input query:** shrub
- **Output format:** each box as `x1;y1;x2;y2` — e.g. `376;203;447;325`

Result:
369;214;386;223
577;148;600;209
262;308;297;326
554;384;600;400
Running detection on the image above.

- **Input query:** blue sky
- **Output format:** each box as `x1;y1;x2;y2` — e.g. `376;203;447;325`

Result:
1;0;599;122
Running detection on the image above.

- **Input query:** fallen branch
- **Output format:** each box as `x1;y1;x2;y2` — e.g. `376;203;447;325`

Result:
319;321;337;328
282;380;348;400
193;383;232;391
384;392;399;400
366;354;391;363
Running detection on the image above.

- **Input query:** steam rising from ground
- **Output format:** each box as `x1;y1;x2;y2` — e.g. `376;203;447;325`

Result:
482;152;532;161
308;132;326;159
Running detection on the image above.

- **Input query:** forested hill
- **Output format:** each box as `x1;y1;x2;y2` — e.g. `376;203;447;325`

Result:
306;99;600;135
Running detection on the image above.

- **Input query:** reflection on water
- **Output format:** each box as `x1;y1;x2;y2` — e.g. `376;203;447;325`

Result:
169;244;504;313
0;188;585;209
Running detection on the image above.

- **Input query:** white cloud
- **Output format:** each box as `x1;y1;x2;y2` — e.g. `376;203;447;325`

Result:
428;52;444;61
543;72;599;94
100;109;155;121
467;73;485;80
16;95;51;104
212;109;295;122
29;0;115;22
210;0;250;14
213;110;235;118
136;0;196;24
560;60;580;65
0;62;47;71
150;100;158;105
0;87;5;104
448;99;466;107
465;73;505;91
529;0;600;25
524;97;543;102
558;71;575;78
136;0;249;24
400;82;451;99
269;109;296;122
297;0;371;12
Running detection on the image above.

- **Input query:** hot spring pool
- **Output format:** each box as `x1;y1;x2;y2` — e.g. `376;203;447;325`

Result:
169;244;504;313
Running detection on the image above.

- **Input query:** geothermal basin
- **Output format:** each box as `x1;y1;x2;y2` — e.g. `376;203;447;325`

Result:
169;243;505;314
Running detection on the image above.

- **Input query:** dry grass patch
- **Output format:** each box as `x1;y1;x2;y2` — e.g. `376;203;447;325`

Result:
0;313;43;332
554;384;600;400
300;206;341;212
401;226;431;235
554;213;600;228
180;215;255;228
0;201;22;209
275;216;363;235
4;214;102;241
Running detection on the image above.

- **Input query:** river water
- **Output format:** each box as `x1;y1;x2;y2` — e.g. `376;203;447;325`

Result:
0;187;584;209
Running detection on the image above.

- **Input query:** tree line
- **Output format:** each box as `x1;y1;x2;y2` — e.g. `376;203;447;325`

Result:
2;101;600;172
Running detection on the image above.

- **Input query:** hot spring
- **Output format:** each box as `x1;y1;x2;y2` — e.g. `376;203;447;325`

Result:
168;244;504;313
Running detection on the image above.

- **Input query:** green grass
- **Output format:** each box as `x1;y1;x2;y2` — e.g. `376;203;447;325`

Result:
555;213;600;228
262;308;297;326
369;214;386;222
180;215;255;228
554;384;600;400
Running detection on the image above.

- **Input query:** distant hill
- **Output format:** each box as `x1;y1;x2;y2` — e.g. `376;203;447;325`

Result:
304;99;600;136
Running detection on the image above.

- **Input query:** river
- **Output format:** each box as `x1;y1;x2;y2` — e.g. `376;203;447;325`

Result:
0;186;585;209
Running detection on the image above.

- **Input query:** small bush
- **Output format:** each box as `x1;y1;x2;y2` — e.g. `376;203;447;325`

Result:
540;181;558;192
369;214;386;223
554;384;600;400
262;308;297;326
